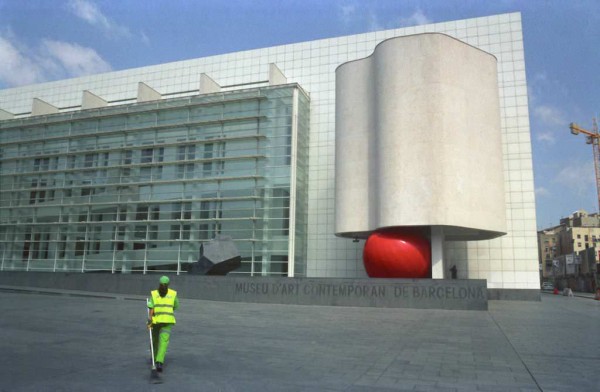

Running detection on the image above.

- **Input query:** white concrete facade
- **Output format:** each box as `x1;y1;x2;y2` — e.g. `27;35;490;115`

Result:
0;13;539;289
335;33;506;240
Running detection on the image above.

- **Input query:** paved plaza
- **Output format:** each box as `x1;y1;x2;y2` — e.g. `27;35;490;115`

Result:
0;287;598;391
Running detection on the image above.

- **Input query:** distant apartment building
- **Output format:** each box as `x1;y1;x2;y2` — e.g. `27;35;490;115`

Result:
558;210;600;254
538;227;560;278
538;210;599;290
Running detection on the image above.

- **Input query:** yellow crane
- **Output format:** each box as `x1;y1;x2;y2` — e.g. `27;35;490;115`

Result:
569;118;599;212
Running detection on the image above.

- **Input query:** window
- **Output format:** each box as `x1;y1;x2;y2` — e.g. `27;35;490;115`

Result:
269;255;289;275
28;179;49;204
41;158;49;171
90;227;101;255
121;150;133;179
58;234;67;258
171;202;192;220
177;144;196;160
118;207;127;221
177;144;196;179
181;224;191;240
177;163;195;179
141;148;153;163
140;167;152;180
75;239;85;257
170;225;180;240
176;145;186;161
121;167;130;178
31;232;51;260
29;180;37;204
150;206;160;220
136;206;149;220
199;199;221;240
84;153;96;168
22;231;31;261
272;188;290;236
32;157;50;172
153;165;163;180
171;203;181;220
202;142;224;176
148;225;158;248
47;180;55;201
123;150;133;165
64;181;73;198
134;225;147;250
114;226;126;251
182;202;192;220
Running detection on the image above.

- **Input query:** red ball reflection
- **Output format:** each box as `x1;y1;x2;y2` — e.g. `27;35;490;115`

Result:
363;229;431;278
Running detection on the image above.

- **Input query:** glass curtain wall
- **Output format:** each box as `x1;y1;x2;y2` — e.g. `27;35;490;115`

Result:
0;85;309;276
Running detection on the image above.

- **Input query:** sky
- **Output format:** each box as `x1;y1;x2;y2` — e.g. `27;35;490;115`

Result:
0;0;598;230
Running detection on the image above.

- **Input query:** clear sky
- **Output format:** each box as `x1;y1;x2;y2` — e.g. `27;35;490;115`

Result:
0;0;598;230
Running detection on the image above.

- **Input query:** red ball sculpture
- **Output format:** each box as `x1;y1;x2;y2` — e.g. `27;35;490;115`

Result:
363;229;431;278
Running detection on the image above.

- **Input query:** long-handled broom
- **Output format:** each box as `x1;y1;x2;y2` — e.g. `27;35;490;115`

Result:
147;303;161;383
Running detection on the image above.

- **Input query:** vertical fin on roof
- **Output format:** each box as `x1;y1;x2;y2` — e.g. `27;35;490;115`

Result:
269;63;287;86
137;82;162;103
0;108;14;120
199;73;221;94
31;98;59;116
82;90;108;109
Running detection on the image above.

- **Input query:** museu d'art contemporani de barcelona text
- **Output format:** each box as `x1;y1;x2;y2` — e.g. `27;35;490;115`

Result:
0;12;539;302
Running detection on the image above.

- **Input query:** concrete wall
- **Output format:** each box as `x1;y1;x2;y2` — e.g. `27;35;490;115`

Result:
335;34;506;241
0;272;489;310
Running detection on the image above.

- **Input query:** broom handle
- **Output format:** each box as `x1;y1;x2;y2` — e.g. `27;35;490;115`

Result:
147;304;156;369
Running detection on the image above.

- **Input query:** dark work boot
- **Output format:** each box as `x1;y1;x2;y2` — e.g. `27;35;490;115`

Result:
155;362;163;372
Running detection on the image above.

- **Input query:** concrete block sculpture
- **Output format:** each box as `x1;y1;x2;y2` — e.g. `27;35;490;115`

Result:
189;235;242;275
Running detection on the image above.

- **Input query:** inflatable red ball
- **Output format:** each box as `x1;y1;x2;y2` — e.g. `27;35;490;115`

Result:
363;229;431;278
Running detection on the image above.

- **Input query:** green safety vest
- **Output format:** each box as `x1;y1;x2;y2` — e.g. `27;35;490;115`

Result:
151;289;177;324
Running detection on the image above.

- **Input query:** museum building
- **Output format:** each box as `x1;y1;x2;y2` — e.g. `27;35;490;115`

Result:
0;12;540;293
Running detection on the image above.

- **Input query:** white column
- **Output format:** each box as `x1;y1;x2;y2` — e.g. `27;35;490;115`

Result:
431;226;445;279
287;88;299;277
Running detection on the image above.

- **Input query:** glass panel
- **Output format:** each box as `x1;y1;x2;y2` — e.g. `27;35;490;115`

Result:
0;85;306;276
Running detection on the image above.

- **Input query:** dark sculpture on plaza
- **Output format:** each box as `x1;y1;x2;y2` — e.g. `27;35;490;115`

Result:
189;235;241;275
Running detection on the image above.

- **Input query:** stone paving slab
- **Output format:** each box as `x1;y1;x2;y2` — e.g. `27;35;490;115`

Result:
0;288;598;391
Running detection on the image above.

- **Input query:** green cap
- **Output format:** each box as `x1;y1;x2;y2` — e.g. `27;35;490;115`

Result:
159;276;170;284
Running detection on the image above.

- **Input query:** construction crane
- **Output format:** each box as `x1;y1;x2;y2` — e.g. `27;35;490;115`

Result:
569;118;599;212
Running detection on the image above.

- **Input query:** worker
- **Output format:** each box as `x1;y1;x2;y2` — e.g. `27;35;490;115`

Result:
147;276;179;372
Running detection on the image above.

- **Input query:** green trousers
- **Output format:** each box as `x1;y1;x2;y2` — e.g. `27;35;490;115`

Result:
151;323;173;363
